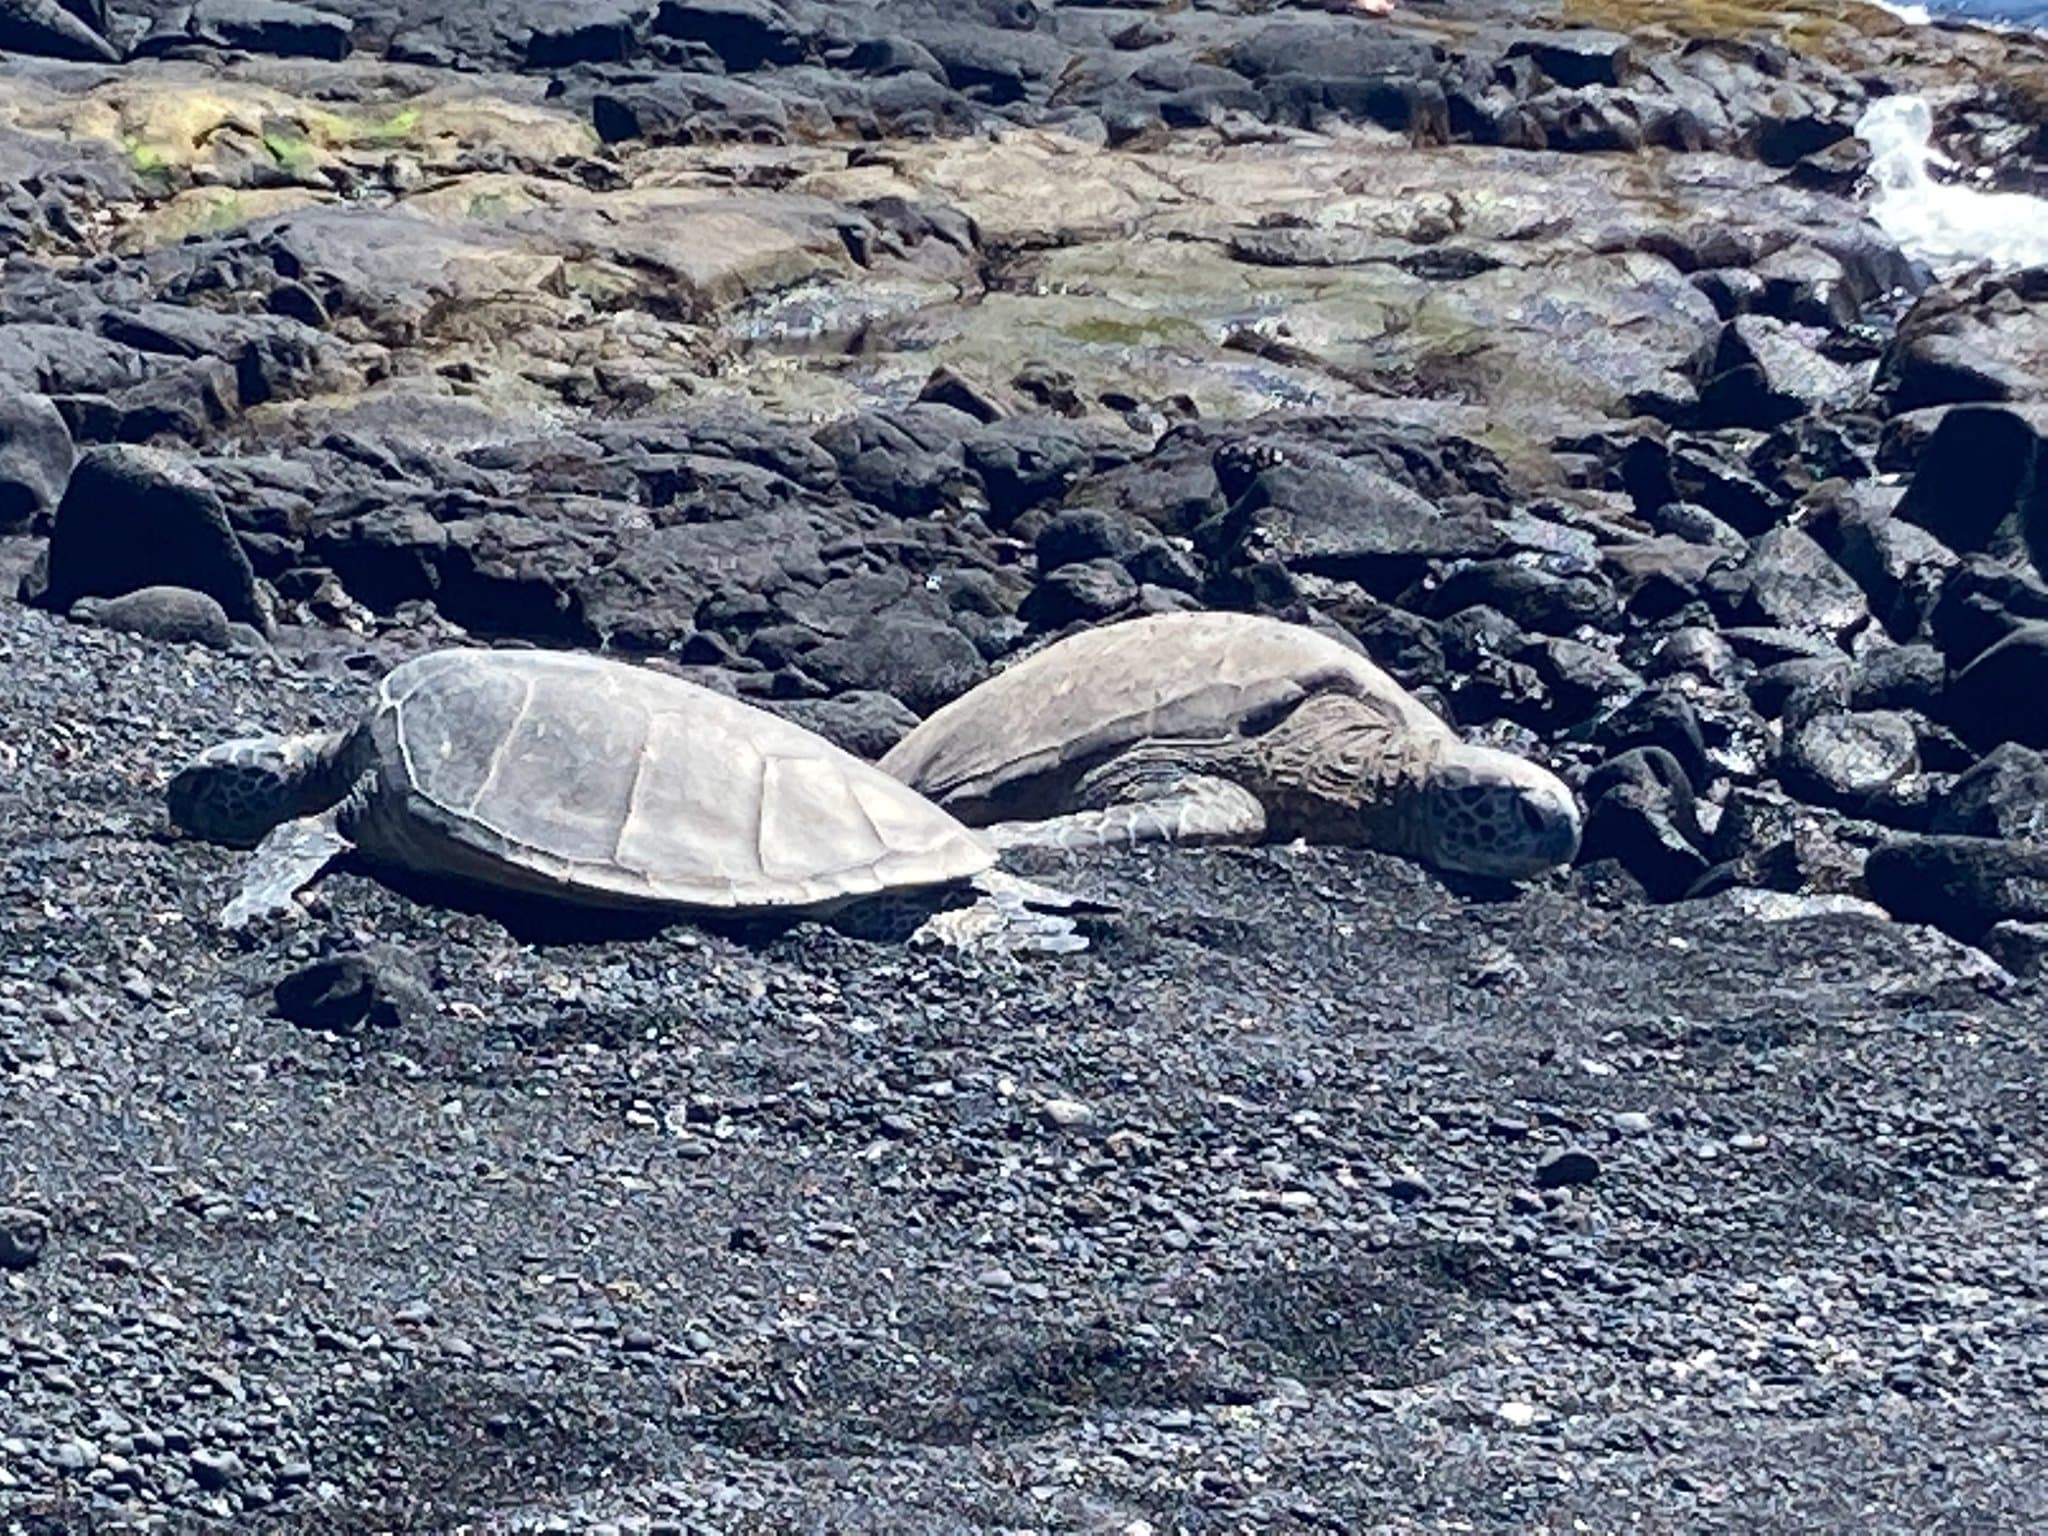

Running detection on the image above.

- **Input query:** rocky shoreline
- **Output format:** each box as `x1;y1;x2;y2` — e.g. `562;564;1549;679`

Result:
4;0;2048;1528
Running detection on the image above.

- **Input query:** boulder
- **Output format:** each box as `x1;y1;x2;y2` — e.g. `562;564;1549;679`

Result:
1779;710;1920;816
1701;315;1856;430
69;586;235;649
1894;404;2048;571
1708;525;1867;644
1947;622;2048;749
0;386;74;532
1204;447;1500;597
772;691;922;760
23;447;266;631
1577;746;1707;901
0;0;116;60
1021;559;1140;629
651;0;805;70
1930;744;2048;843
1864;835;2048;942
804;614;990;717
188;0;351;59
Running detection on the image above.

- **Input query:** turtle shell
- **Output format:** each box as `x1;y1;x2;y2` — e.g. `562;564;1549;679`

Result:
361;649;992;911
880;611;1447;820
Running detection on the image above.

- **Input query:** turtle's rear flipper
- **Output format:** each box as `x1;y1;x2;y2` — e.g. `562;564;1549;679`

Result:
222;812;352;928
914;870;1117;956
984;775;1266;854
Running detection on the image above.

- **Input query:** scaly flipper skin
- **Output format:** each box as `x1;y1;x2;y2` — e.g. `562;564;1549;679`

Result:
222;812;354;928
912;871;1109;956
983;775;1267;854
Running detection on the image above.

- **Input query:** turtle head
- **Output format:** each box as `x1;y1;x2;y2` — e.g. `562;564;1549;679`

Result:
167;733;342;849
1413;746;1581;880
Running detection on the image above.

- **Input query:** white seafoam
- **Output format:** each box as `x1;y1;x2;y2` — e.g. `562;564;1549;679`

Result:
1856;94;2048;273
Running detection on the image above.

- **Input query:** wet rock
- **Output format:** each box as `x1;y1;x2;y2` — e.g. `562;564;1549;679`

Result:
1894;404;2048;570
273;948;433;1034
69;586;235;650
22;446;267;631
805;614;988;717
1864;835;2048;942
1703;316;1856;430
1578;748;1707;901
0;385;74;533
1779;711;1920;815
1930;744;2048;842
1948;623;2048;749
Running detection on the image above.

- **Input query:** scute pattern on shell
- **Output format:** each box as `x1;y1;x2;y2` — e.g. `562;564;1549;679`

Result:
881;611;1447;814
373;650;993;910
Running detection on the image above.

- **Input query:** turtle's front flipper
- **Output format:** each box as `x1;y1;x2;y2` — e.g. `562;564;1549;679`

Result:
984;775;1267;854
221;812;353;928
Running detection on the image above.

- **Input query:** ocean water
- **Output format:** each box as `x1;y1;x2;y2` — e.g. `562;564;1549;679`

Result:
1928;0;2048;23
1855;95;2048;273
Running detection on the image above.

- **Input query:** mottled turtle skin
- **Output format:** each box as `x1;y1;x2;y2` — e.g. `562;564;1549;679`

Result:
881;612;1581;880
167;649;1084;949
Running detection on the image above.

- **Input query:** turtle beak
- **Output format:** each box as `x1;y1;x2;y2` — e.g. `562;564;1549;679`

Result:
1517;787;1582;870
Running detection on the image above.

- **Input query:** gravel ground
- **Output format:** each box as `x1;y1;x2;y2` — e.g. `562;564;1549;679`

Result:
4;603;2046;1532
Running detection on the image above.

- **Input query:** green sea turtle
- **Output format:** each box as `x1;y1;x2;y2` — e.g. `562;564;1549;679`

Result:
166;648;1091;952
880;611;1581;879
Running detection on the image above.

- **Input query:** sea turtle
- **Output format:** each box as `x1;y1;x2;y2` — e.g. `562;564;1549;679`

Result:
879;611;1581;879
166;648;1091;952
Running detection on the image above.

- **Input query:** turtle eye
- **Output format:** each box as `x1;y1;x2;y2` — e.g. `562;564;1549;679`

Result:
1518;798;1550;834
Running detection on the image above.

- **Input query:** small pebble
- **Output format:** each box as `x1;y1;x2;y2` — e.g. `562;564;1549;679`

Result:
0;1208;48;1270
1534;1148;1601;1189
190;1448;245;1490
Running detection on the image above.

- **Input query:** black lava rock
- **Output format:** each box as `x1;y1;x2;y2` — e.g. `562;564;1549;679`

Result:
69;586;236;649
23;446;267;631
0;1207;47;1270
1578;755;1708;903
1779;710;1920;814
1021;558;1139;629
273;948;433;1034
0;384;74;532
805;615;991;717
1534;1148;1601;1189
1864;835;2048;942
1895;404;2048;567
1947;622;2048;749
1931;744;2048;842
